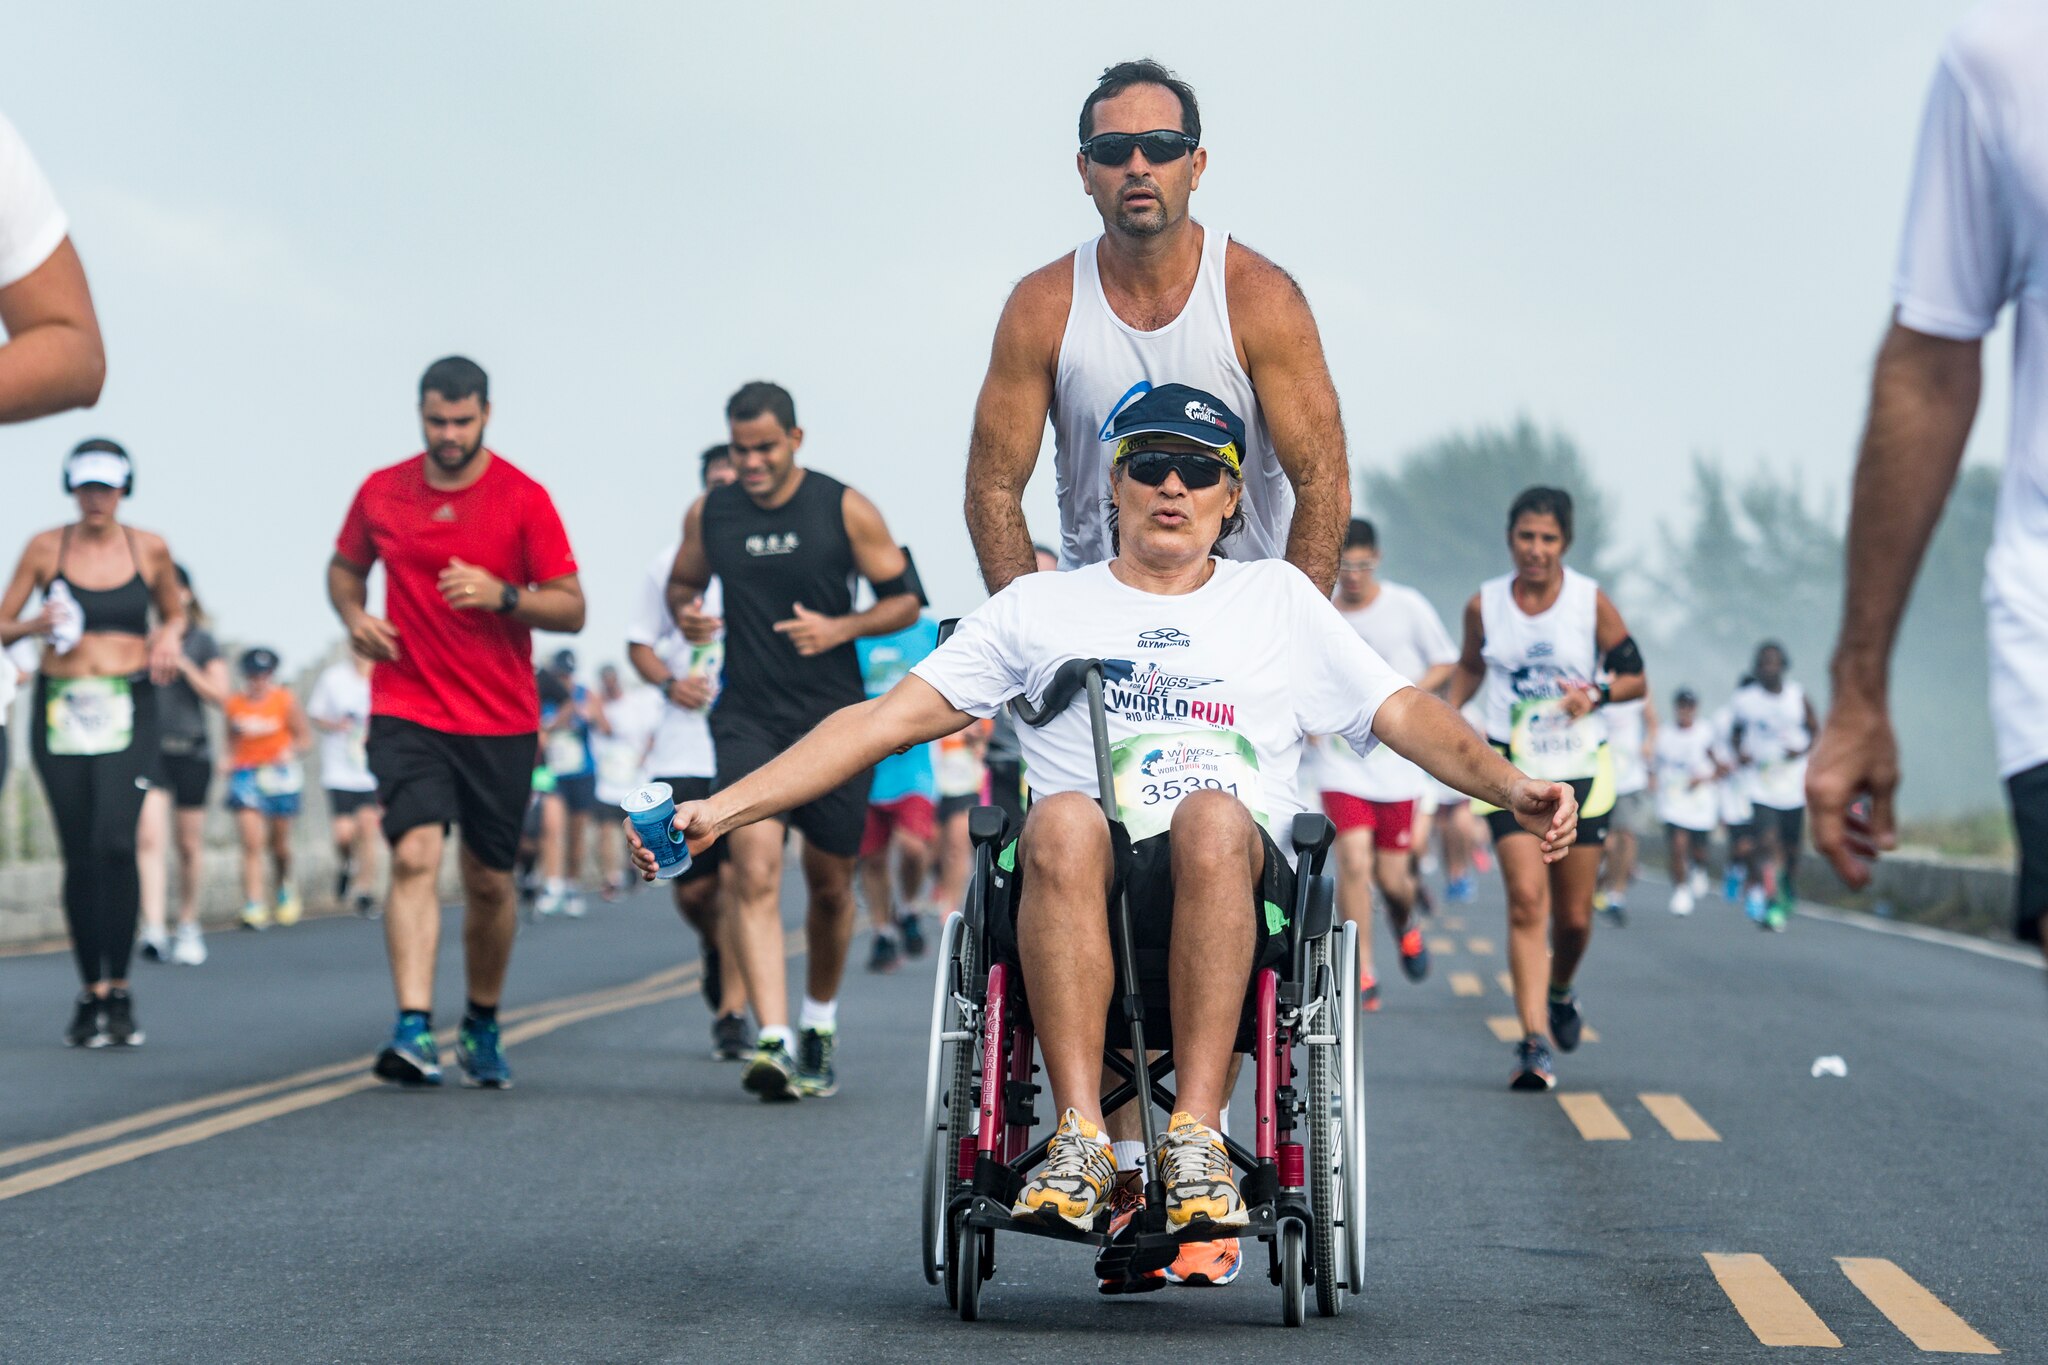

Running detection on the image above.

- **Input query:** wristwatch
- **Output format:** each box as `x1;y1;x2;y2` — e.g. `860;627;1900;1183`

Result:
496;583;521;615
1596;682;1613;707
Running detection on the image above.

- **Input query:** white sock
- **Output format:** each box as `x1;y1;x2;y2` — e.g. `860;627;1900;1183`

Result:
1218;1104;1231;1138
798;995;838;1032
758;1024;795;1051
1111;1140;1146;1176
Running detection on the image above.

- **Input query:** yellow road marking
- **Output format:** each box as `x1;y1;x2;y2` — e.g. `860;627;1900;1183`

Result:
0;962;700;1175
1640;1093;1719;1141
1439;915;1466;932
1465;936;1495;955
1496;971;1515;997
0;978;700;1204
1449;971;1484;997
1556;1092;1629;1140
1486;1015;1522;1042
1428;936;1457;956
1837;1258;1999;1355
1703;1253;1842;1348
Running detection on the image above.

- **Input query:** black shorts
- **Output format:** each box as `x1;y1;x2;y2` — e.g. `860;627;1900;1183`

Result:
938;792;978;822
2007;763;2048;945
653;775;726;885
1752;804;1805;851
161;751;213;810
367;716;536;873
553;771;599;815
1485;776;1610;848
711;708;871;859
327;787;378;817
989;818;1296;1052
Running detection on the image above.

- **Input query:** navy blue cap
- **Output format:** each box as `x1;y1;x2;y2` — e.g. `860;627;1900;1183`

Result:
1106;384;1246;460
240;647;280;676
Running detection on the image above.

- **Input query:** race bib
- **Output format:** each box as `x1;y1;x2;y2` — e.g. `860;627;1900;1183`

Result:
545;730;586;774
1110;727;1267;844
597;743;642;791
1508;696;1602;782
255;762;304;797
45;677;134;756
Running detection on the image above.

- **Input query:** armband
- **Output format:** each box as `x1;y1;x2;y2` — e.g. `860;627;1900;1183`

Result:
870;546;929;606
1601;634;1643;676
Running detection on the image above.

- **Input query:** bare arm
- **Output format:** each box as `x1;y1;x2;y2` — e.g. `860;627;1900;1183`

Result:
629;640;713;711
0;532;54;645
1589;591;1644;706
665;495;714;621
1232;243;1349;595
328;553;400;662
139;531;186;684
286;693;314;753
1446;594;1486;710
1808;322;1982;881
773;490;919;657
1417;662;1456;695
182;656;231;707
0;240;105;423
964;263;1066;593
1372;687;1577;860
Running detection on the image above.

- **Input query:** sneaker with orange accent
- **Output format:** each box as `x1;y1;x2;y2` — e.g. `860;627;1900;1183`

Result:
1397;925;1430;982
1155;1112;1249;1230
1012;1109;1116;1231
1165;1236;1242;1286
1359;970;1382;1013
1096;1180;1167;1295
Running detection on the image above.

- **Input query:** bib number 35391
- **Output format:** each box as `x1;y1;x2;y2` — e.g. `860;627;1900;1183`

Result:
1110;727;1267;843
46;677;135;757
1509;696;1600;782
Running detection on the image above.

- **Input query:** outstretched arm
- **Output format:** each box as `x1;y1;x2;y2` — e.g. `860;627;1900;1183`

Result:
0;240;105;423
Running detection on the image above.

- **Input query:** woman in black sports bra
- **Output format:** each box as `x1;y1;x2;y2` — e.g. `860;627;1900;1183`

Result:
0;439;185;1050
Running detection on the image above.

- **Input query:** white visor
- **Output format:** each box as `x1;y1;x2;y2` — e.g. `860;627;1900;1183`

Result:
65;452;128;490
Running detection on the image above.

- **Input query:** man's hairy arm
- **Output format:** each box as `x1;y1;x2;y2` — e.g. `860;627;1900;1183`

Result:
665;495;713;620
1231;243;1349;596
965;263;1067;592
0;240;105;423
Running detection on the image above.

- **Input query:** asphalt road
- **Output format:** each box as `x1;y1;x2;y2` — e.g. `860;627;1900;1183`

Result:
3;862;2043;1364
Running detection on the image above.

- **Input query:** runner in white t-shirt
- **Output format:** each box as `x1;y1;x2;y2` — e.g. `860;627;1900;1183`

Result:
1807;0;2048;962
628;387;1577;1237
1652;687;1719;916
626;445;752;1059
589;663;659;900
0;110;103;423
1312;518;1459;1007
307;651;381;917
1729;642;1817;932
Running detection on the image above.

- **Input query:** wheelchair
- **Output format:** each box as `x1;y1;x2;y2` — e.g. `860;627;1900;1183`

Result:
918;658;1367;1325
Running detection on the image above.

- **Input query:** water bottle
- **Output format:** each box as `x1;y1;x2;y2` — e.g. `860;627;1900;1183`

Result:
621;782;693;880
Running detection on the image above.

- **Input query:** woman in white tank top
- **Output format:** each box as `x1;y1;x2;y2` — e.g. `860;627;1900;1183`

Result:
1448;487;1646;1092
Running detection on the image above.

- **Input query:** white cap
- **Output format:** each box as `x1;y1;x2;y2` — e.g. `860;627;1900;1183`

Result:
65;451;128;490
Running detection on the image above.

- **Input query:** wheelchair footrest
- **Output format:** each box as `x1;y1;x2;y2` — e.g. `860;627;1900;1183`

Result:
965;1194;1111;1246
1132;1203;1277;1259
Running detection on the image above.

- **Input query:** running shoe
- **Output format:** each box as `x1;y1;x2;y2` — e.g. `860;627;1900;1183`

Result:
1397;925;1430;982
1744;887;1769;924
742;1036;801;1102
1473;846;1495;874
560;892;587;920
65;992;105;1048
900;912;926;959
1766;898;1791;933
1012;1108;1116;1231
1446;874;1476;903
534;887;564;918
1510;1036;1556;1091
457;1015;512;1089
1668;886;1695;917
274;888;302;927
1723;868;1744;902
101;989;144;1048
1166;1237;1242;1287
1419;850;1441;878
374;1016;443;1086
1155;1113;1248;1229
351;891;379;919
1599;895;1627;927
1413;877;1436;919
1359;971;1382;1013
171;922;207;965
1096;1181;1167;1295
711;1011;753;1061
1688;866;1710;898
334;857;354;903
1548;989;1584;1052
240;900;271;931
702;943;722;1017
138;928;169;963
795;1025;838;1097
867;930;901;974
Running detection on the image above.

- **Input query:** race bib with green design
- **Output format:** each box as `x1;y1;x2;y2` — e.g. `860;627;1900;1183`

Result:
1110;727;1267;843
255;761;304;797
45;676;135;756
1508;695;1602;782
545;729;586;774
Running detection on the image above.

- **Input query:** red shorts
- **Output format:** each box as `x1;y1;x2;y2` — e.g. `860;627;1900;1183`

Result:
860;794;938;857
1320;792;1416;852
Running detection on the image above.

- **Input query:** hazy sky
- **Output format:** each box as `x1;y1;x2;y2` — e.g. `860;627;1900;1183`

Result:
0;2;2010;674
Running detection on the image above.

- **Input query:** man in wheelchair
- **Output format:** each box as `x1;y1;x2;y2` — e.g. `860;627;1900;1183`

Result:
627;384;1576;1233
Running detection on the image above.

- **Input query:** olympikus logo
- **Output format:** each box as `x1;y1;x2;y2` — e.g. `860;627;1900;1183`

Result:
1136;628;1191;649
745;532;800;556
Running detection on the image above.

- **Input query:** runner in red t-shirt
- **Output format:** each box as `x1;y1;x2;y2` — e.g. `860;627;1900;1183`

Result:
328;355;585;1090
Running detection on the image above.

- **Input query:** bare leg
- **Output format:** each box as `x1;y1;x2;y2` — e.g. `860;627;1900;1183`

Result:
1015;794;1116;1125
1373;845;1416;938
1441;804;1472;881
893;830;934;911
1164;792;1261;1126
331;812;358;879
858;848;894;934
726;819;791;1029
1498;834;1555;1039
355;806;383;893
1547;844;1602;987
565;810;589;889
268;816;293;894
137;787;170;938
799;841;858;1005
1668;827;1690;884
597;815;621;894
236;807;267;905
711;868;749;1016
385;823;444;1013
459;846;518;1008
173;807;205;927
538;793;566;886
933;807;971;914
1331;827;1376;977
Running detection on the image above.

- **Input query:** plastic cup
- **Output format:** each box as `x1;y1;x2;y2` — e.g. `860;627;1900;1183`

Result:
622;782;693;881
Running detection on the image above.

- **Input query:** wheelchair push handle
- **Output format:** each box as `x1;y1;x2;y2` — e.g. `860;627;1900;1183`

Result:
1009;659;1120;826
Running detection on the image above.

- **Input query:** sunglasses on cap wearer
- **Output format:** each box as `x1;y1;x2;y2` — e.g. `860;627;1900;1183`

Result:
1080;129;1199;167
1118;451;1236;490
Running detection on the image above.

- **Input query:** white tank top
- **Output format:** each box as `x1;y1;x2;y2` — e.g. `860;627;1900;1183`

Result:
1049;225;1292;568
1730;679;1810;810
1478;567;1605;748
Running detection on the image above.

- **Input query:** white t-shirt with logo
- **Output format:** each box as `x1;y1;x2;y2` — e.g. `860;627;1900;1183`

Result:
1654;721;1720;833
1729;680;1810;811
1313;582;1457;803
1710;703;1754;825
912;559;1412;860
1604;698;1649;797
0;112;65;289
306;662;376;793
1893;0;2048;776
626;542;723;781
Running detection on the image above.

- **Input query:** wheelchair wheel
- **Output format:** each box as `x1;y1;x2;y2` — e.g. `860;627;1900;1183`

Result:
1308;931;1347;1319
921;911;977;1290
1279;1221;1306;1327
956;1219;988;1322
1338;919;1368;1293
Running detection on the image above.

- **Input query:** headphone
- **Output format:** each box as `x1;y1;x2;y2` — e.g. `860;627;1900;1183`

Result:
63;438;135;495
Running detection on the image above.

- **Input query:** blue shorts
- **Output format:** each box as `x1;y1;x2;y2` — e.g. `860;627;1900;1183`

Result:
228;765;303;818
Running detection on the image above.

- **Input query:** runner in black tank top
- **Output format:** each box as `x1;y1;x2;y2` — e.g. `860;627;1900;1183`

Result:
667;381;921;1103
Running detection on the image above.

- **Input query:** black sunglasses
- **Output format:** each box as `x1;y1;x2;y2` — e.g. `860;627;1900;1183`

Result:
1080;129;1199;167
1121;451;1230;489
